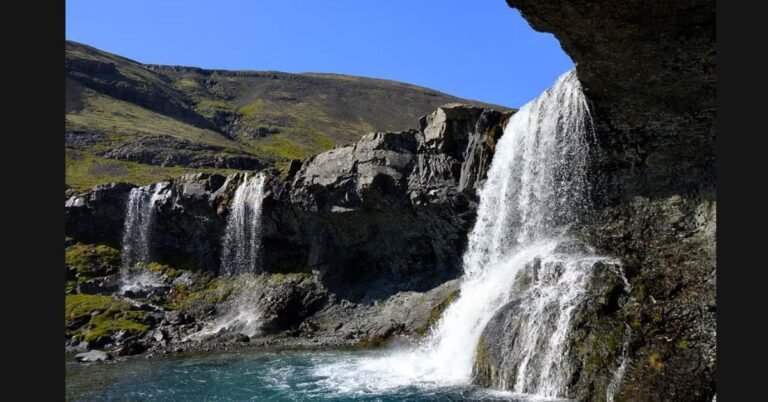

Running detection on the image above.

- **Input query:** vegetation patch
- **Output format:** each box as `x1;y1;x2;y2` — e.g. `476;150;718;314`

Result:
257;135;311;160
65;294;148;344
268;272;313;285
65;243;121;279
65;150;242;191
146;262;182;280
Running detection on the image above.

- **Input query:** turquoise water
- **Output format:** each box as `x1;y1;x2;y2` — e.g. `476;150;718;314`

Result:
66;350;553;401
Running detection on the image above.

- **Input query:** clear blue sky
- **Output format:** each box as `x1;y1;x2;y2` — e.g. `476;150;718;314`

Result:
66;0;573;108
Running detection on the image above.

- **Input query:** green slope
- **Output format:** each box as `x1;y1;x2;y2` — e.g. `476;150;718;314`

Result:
65;40;512;191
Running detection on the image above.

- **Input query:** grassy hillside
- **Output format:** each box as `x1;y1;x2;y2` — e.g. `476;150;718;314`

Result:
65;40;512;191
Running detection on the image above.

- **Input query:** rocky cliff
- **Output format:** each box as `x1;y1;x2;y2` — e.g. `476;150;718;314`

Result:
65;104;509;351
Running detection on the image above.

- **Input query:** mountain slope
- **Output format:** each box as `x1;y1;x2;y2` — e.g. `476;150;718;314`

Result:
65;40;511;191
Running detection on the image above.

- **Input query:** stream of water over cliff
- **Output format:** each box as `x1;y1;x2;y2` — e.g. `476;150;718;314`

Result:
119;182;170;293
220;173;267;276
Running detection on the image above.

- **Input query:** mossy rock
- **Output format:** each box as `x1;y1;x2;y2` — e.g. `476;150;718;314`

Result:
65;243;121;279
65;294;148;345
165;273;236;311
146;262;182;280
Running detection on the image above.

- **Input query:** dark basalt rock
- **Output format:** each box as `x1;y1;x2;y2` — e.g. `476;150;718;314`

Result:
65;182;135;247
507;0;715;202
266;104;511;301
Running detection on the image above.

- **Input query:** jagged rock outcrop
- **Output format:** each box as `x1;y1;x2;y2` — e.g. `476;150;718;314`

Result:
263;104;510;302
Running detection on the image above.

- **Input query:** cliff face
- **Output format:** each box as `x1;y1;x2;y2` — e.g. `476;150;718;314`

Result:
65;105;511;302
471;1;716;400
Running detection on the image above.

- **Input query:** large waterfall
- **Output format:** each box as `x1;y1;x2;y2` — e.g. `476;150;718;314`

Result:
420;68;599;394
220;173;267;276
313;69;617;398
120;182;169;293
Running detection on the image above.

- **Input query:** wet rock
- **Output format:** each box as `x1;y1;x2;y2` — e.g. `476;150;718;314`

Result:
115;340;147;356
76;275;121;295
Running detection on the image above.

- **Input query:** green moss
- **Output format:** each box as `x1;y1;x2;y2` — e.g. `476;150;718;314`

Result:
473;337;493;387
677;339;689;349
84;315;148;343
166;274;235;310
306;129;335;150
65;243;121;278
648;353;665;371
268;272;313;285
630;319;643;330
146;262;181;279
65;294;148;343
475;337;490;366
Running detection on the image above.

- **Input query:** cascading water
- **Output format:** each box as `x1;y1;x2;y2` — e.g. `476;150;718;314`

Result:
120;182;169;293
423;68;596;390
193;173;267;339
220;173;266;276
311;69;620;398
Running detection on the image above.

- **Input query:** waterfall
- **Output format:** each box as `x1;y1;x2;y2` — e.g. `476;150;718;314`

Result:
192;173;267;340
121;183;166;270
312;69;620;398
421;69;598;394
220;173;266;276
120;182;169;293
